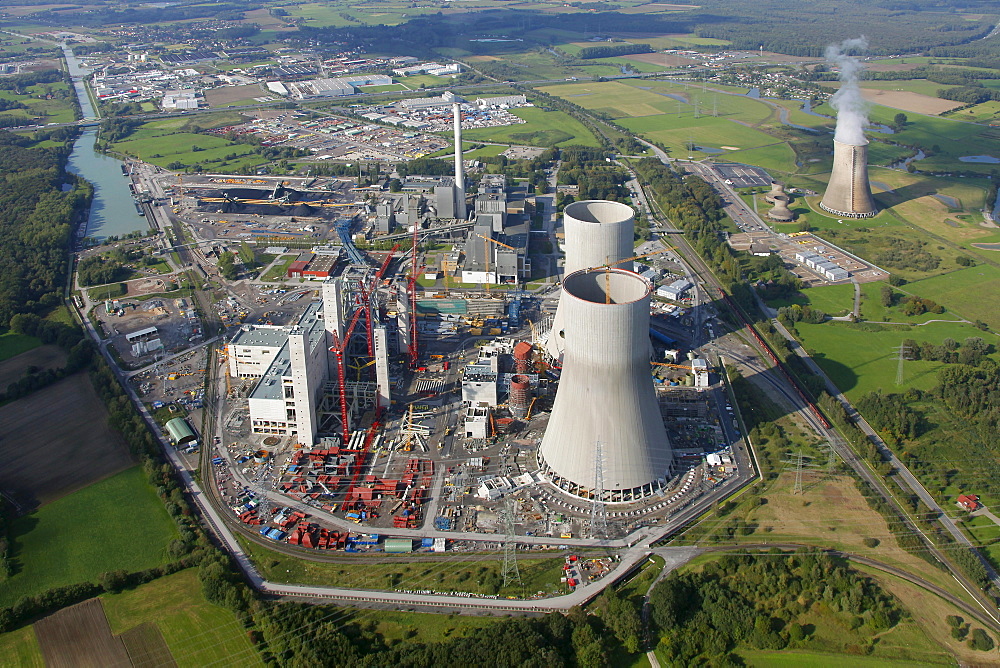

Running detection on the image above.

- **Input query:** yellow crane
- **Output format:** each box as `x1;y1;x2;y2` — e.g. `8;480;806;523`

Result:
591;247;677;304
651;361;694;370
475;233;518;296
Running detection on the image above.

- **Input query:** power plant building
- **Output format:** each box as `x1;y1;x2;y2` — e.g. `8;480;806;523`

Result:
229;301;330;442
820;139;878;218
539;268;674;502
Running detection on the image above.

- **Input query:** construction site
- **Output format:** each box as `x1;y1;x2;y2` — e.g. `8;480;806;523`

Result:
175;97;755;574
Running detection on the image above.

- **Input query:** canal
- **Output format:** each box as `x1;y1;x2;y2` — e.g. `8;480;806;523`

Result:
62;44;150;240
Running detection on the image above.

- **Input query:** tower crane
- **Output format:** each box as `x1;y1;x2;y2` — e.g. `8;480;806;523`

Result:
475;233;518;295
588;246;677;304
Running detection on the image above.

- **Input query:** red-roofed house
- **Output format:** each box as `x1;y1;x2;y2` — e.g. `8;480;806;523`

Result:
958;494;980;511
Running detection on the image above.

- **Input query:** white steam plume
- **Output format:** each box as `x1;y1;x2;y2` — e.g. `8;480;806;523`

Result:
826;36;869;146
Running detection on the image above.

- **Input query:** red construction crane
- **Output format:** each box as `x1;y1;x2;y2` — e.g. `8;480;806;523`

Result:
408;223;420;367
329;304;364;444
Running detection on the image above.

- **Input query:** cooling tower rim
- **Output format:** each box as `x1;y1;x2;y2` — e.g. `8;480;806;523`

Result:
562;267;652;306
832;137;870;148
564;199;634;225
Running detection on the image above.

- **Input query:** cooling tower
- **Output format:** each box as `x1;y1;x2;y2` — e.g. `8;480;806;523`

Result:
820;139;877;218
546;200;635;359
539;268;674;502
764;181;787;204
767;197;795;222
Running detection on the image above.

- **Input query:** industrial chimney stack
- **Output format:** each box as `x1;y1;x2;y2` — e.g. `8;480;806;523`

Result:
452;101;466;220
820;139;878;218
539;268;674;503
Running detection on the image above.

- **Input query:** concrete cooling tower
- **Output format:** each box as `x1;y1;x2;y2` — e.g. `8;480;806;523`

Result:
546;200;635;359
820;139;878;218
539;268;674;502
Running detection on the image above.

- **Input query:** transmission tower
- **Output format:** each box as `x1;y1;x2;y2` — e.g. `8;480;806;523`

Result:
782;451;819;495
589;440;608;539
894;340;910;386
500;498;521;588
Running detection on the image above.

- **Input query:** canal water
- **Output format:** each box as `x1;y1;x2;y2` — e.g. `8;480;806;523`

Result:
66;129;150;240
61;44;149;240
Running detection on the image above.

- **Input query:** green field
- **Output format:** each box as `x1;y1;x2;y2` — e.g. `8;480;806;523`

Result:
0;467;178;607
788;316;988;399
462;106;599;147
237;535;570;597
101;568;263;667
906;264;1000;330
0;82;77;125
107;114;266;171
260;255;295;281
0;626;43;668
738;649;949;667
0;329;41;362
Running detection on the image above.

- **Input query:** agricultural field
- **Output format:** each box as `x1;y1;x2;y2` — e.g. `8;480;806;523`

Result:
109;116;268;172
0;373;133;508
0;467;178;608
0;344;66;389
906;264;1000;331
0;82;78;125
33;599;132;668
461;106;599;147
204;84;276;108
102;568;263;667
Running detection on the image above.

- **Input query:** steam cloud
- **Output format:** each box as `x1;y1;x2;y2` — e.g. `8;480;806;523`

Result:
826;37;870;145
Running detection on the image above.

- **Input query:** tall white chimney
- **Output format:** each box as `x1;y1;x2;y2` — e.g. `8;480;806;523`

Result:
452;101;466;220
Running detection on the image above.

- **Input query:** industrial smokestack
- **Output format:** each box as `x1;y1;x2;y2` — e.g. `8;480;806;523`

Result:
539;268;674;502
820;140;877;218
545;200;635;359
820;38;877;218
452;101;466;220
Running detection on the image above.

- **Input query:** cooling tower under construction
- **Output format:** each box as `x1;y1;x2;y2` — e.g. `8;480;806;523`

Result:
820;139;878;218
546;200;635;359
539;268;674;503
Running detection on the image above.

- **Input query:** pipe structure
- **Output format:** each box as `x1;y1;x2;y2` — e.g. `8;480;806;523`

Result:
546;200;635;359
539;268;674;503
820;139;878;218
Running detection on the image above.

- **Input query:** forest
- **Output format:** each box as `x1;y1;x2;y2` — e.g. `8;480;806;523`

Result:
649;551;908;663
0;130;90;325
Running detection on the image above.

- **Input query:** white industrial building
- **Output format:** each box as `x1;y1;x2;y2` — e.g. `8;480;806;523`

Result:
282;75;392;99
160;90;199;110
475;94;527;108
462;356;498;406
227;301;329;442
794;250;849;282
656;279;693;301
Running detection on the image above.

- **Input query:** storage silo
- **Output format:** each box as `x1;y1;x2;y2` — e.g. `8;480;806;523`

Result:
539;268;674;502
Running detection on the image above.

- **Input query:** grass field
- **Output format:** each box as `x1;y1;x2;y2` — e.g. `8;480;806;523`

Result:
0;467;178;608
790;318;988;399
102;568;263;667
0;329;40;362
738;649;949;667
0;626;44;668
906;264;1000;330
461;106;599;147
0;82;77;125
237;535;570;597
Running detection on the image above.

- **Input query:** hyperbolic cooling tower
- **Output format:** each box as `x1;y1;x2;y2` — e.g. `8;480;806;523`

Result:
546;200;635;359
539;268;674;502
820;139;878;218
